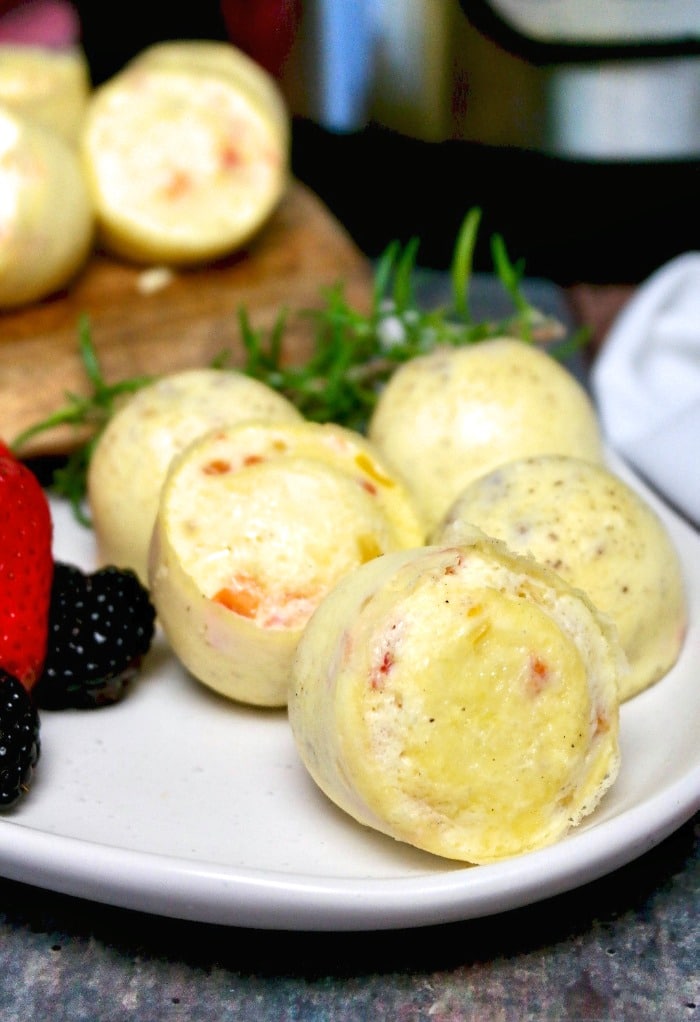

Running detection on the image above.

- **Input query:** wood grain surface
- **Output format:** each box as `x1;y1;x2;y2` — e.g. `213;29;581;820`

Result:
0;181;373;456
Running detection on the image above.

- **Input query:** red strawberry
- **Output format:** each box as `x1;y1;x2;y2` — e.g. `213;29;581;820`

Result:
0;443;53;690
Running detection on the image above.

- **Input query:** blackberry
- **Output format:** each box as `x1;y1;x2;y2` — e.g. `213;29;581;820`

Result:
0;670;40;808
34;562;156;710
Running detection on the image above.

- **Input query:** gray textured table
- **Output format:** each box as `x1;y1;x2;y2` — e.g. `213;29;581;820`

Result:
0;812;697;1020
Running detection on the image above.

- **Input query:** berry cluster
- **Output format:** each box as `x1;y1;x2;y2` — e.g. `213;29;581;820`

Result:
0;561;156;810
0;442;158;809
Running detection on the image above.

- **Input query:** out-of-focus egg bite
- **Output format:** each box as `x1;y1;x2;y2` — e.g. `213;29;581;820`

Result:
288;531;623;863
149;423;425;707
0;106;93;307
367;339;604;533
0;44;91;145
80;53;289;265
434;455;687;701
87;368;303;583
123;40;290;150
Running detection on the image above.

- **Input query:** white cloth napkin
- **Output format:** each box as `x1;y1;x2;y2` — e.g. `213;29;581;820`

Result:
591;252;700;525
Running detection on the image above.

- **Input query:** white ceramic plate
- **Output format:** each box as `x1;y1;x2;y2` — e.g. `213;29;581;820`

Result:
0;458;697;932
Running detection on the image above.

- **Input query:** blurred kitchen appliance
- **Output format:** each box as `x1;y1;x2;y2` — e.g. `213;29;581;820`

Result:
458;0;700;160
283;0;700;159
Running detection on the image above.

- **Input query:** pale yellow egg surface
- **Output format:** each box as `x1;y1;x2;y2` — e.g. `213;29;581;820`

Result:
0;44;90;145
171;418;427;548
0;106;93;307
435;454;687;700
124;40;289;147
87;368;303;583
368;339;604;533
81;61;289;265
149;422;425;706
289;533;623;863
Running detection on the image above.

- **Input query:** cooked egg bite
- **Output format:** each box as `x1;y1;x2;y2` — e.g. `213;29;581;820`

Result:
80;51;289;265
288;532;623;863
149;423;425;706
87;368;303;583
435;455;687;701
123;40;290;149
0;106;93;308
166;418;428;544
0;44;91;145
368;339;604;533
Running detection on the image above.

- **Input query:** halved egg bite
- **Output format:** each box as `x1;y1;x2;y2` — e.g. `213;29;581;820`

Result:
149;421;425;706
288;531;623;863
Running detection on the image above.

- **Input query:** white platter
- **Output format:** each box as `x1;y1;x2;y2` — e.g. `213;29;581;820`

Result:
0;458;697;931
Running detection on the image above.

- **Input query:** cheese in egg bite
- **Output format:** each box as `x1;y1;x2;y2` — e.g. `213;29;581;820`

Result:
149;422;425;706
288;531;623;863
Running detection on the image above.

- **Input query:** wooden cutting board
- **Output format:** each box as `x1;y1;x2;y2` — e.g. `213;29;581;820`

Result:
0;181;374;456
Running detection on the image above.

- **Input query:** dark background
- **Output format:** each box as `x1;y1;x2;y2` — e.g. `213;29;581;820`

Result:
74;2;699;287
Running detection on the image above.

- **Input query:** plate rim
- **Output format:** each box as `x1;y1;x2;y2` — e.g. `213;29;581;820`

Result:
1;750;697;930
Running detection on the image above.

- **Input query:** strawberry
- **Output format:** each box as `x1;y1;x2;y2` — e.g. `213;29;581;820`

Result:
0;442;53;690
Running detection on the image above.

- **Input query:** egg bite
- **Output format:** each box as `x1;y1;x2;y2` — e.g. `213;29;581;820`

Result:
164;418;429;544
0;44;91;145
288;532;623;863
367;339;604;533
0;106;93;308
80;54;289;265
123;40;290;149
149;423;425;707
434;454;687;701
87;368;303;583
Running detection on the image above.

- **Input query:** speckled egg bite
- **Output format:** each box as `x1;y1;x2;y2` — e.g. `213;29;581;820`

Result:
367;338;604;533
434;454;687;701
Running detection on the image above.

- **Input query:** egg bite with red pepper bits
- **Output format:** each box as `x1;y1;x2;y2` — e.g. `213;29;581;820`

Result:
148;420;425;707
80;44;289;265
88;368;303;585
434;454;687;702
122;40;290;150
288;528;623;864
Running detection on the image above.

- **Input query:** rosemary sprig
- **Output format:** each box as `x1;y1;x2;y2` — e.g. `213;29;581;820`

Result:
11;208;585;518
228;209;573;431
11;315;153;523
